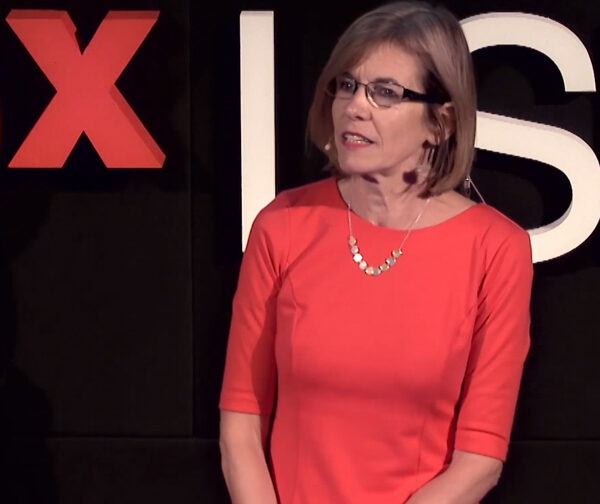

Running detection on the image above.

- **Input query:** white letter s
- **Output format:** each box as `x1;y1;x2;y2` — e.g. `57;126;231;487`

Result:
462;13;600;263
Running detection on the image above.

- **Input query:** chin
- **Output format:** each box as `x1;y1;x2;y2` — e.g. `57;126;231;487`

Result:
337;160;385;180
338;156;373;174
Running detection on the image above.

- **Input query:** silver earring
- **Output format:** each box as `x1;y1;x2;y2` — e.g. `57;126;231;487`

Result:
462;175;471;197
464;175;486;203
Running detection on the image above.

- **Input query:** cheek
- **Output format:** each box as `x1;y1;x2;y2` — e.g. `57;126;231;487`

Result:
331;102;344;132
419;108;438;143
382;111;433;146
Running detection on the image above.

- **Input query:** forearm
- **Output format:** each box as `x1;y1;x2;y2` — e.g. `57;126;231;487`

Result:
405;450;503;504
219;411;278;504
220;439;278;504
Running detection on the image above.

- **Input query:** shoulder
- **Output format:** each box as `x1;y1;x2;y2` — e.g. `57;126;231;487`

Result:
246;178;336;275
472;204;530;242
249;177;336;243
254;178;335;227
432;188;532;268
273;177;334;207
467;204;532;272
435;189;530;249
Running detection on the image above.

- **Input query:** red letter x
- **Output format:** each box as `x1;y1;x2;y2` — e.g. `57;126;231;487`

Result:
6;10;165;168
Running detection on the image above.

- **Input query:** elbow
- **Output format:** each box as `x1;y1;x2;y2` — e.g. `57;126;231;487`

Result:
478;457;503;495
487;461;503;489
219;426;243;478
219;410;266;476
451;449;504;496
219;418;239;479
219;432;231;478
219;429;232;456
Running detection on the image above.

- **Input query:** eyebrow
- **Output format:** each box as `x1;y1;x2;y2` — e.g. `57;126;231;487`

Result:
342;71;401;86
372;76;401;85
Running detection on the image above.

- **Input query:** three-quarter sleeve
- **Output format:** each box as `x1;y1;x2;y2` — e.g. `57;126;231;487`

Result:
219;199;289;415
455;228;533;461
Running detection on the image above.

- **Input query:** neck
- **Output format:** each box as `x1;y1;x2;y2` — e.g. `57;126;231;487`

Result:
344;172;428;229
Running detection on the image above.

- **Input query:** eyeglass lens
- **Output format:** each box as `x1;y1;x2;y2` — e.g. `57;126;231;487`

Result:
334;75;405;108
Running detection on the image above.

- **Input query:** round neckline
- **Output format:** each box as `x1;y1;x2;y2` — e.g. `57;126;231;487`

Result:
330;176;484;234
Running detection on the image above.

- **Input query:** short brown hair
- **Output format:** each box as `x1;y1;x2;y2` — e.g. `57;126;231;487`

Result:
307;1;476;196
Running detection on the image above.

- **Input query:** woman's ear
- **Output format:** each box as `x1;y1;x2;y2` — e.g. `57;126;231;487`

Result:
437;102;456;142
426;102;456;146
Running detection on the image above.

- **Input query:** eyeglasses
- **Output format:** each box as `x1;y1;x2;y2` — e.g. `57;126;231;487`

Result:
328;73;442;108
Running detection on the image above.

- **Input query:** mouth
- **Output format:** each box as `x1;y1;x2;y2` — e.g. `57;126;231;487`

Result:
342;132;374;146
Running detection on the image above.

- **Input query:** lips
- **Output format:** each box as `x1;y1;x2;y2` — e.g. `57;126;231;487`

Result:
342;131;374;145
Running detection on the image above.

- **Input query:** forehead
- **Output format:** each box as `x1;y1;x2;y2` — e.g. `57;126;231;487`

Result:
349;43;423;87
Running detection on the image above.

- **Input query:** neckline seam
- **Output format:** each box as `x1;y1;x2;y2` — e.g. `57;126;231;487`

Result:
331;176;484;233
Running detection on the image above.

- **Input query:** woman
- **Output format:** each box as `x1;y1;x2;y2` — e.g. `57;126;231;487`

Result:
219;2;533;503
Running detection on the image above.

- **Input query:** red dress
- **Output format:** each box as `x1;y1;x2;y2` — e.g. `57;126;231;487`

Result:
220;177;533;503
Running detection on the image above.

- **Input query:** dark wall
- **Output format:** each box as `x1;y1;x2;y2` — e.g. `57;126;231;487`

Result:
1;0;599;502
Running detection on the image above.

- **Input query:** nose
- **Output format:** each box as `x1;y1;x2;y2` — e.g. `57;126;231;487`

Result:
344;83;372;120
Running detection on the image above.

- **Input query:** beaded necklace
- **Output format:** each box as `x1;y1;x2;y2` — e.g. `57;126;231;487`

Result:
345;188;431;276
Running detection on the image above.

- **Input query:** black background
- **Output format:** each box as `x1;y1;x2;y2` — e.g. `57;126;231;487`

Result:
0;0;599;502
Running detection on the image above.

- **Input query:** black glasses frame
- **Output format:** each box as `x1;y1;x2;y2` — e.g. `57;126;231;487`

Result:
328;75;443;108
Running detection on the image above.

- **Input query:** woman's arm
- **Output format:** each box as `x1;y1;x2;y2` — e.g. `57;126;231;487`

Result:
220;410;278;504
405;229;533;503
219;199;291;503
405;450;502;504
